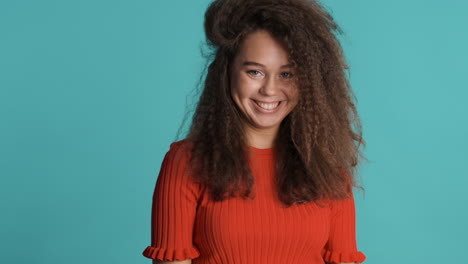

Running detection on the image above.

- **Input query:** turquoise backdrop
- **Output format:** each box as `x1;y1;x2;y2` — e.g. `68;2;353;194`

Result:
1;0;467;263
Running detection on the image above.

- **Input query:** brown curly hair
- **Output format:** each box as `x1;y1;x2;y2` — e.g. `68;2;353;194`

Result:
175;0;367;207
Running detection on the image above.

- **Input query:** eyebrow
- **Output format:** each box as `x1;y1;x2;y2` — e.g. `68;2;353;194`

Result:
242;61;293;69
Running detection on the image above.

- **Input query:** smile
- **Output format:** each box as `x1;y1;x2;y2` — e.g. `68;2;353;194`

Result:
253;100;282;112
257;101;280;109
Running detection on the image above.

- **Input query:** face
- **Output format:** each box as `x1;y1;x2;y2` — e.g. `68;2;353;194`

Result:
230;30;299;136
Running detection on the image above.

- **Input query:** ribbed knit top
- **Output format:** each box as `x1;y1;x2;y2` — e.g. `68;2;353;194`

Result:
142;139;366;264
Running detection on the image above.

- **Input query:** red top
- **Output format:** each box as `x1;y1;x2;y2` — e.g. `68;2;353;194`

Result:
142;139;366;264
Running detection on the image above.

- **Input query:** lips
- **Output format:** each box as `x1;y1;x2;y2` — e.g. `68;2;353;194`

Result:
256;101;280;109
252;99;282;112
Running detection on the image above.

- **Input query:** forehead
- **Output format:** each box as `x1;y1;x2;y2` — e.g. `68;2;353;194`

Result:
236;30;291;67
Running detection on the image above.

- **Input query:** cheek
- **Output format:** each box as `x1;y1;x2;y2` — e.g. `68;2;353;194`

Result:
293;88;300;102
286;84;299;101
229;73;240;98
288;88;300;110
229;80;244;107
233;79;254;99
239;77;262;96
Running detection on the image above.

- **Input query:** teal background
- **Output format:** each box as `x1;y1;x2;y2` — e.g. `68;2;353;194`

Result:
1;0;467;263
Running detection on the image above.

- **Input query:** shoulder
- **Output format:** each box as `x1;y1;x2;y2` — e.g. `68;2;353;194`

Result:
158;139;202;194
163;138;194;161
169;138;194;153
162;138;200;183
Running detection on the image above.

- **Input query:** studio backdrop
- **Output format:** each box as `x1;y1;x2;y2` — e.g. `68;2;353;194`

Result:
0;0;467;263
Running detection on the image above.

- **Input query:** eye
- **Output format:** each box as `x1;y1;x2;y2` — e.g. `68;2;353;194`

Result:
280;72;293;78
247;70;262;77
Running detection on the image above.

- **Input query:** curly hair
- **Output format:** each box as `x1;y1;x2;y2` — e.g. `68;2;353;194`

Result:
175;0;367;207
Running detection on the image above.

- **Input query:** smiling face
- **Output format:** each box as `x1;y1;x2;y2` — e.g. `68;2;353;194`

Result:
229;30;299;145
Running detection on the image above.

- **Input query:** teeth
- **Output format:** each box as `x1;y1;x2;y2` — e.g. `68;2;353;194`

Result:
257;101;280;110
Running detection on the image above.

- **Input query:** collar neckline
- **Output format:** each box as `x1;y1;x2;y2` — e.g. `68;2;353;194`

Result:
248;145;276;156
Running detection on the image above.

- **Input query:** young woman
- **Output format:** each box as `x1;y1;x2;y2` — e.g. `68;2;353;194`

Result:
143;0;367;263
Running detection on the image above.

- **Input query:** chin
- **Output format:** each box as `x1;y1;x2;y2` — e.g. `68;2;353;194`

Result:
251;119;283;129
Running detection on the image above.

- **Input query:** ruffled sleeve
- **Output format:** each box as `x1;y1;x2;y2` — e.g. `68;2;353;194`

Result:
321;189;367;264
142;141;202;261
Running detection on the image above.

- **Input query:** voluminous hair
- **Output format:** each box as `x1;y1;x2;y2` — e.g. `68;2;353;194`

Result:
176;0;367;207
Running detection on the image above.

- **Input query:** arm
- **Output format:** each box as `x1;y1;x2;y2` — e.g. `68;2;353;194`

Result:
321;190;366;264
324;259;361;264
153;259;192;264
142;142;201;262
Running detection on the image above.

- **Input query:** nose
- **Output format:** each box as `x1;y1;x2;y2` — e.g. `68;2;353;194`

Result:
259;75;279;96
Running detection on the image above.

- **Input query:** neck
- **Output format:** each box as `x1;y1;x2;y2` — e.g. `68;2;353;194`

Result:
244;125;279;149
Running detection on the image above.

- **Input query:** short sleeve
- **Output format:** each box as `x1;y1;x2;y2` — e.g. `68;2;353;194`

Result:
142;141;201;261
321;190;367;264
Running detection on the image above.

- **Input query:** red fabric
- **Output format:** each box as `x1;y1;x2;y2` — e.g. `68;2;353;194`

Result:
142;139;366;263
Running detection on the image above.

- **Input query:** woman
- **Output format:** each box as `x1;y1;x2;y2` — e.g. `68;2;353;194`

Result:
143;0;367;263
